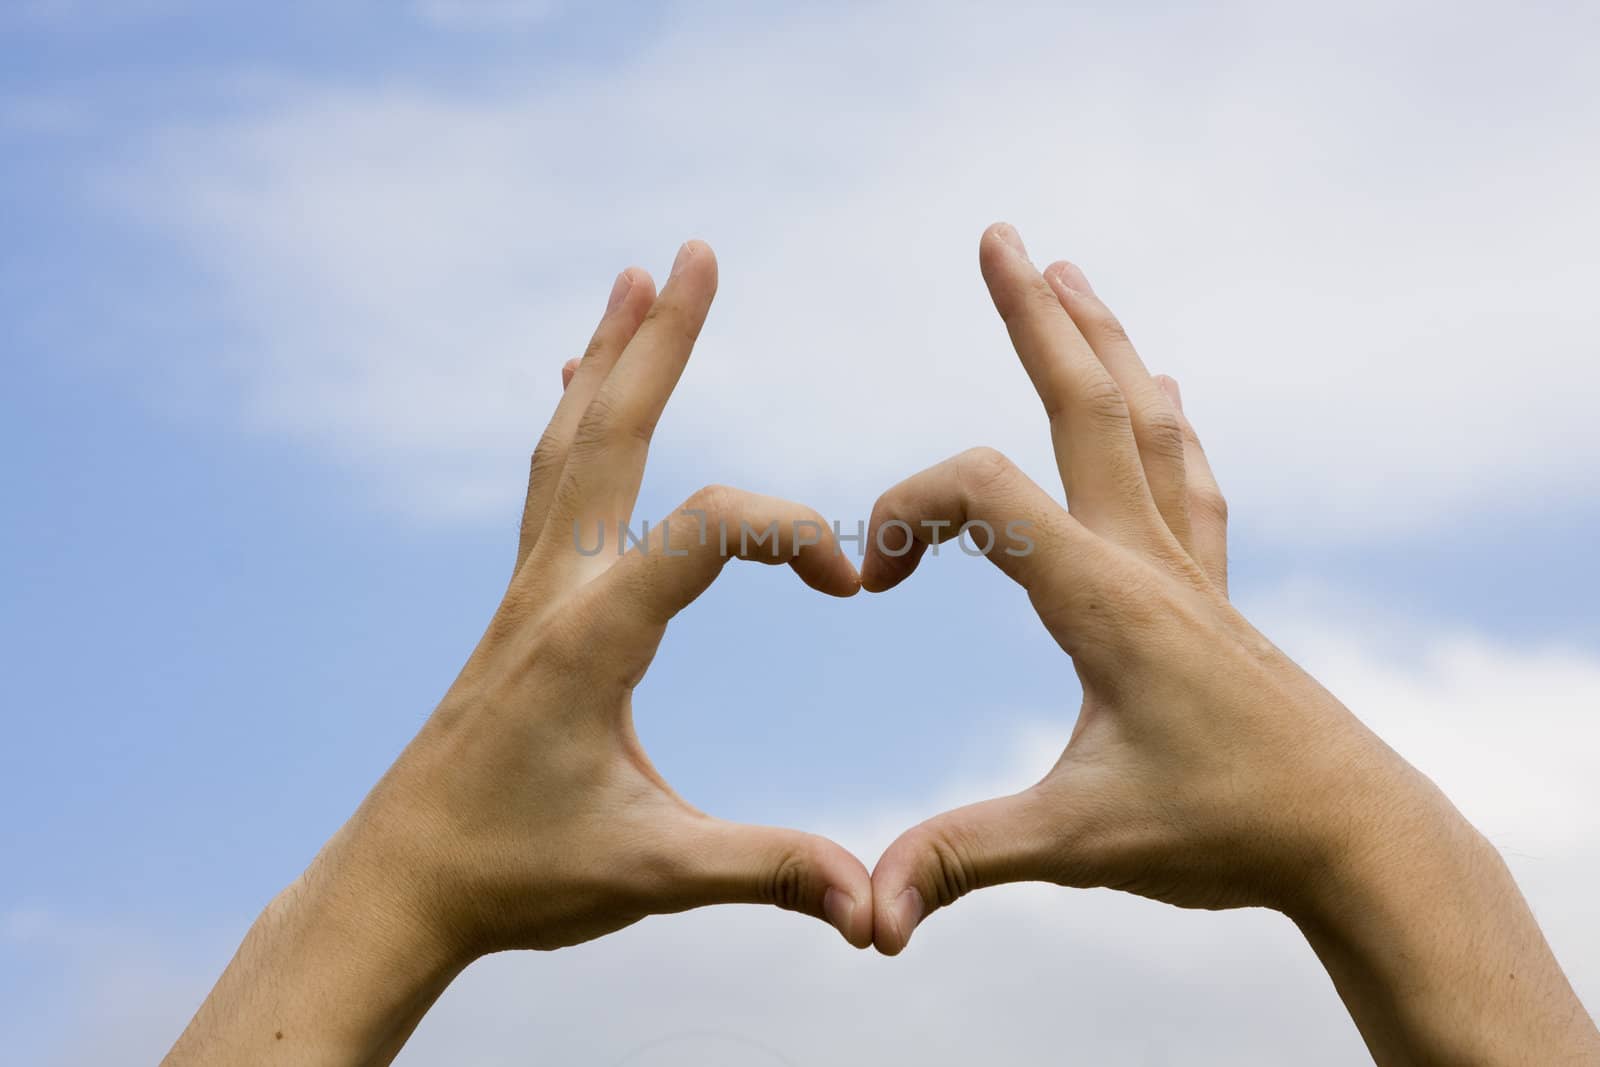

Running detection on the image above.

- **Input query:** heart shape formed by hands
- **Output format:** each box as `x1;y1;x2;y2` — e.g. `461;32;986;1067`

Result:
164;223;1600;1067
368;224;1417;963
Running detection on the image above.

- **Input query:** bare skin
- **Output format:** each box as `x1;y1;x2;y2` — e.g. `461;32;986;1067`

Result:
861;223;1600;1064
161;229;1597;1067
162;242;871;1067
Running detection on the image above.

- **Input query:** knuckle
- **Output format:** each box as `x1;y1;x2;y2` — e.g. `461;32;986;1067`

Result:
527;429;567;484
1078;373;1132;427
575;390;653;450
955;446;1016;494
685;483;737;520
627;417;657;445
1087;308;1131;345
922;828;978;908
1190;485;1229;526
571;394;618;453
1139;408;1188;464
764;849;810;912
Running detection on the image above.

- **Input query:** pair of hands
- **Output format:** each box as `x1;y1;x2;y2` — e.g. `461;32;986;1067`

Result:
166;223;1600;1067
345;223;1433;961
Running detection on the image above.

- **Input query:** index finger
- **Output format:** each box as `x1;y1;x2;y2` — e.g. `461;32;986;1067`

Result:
860;448;1108;607
591;485;860;646
979;224;1162;542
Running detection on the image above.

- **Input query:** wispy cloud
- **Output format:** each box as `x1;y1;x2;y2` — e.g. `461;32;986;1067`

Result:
29;604;1600;1064
106;2;1600;540
106;2;1600;543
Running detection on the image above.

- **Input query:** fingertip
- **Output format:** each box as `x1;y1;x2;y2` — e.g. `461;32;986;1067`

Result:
1053;260;1094;295
983;221;1026;257
868;840;925;955
619;266;656;312
812;839;874;949
870;886;923;956
859;538;925;594
824;886;874;950
859;551;884;593
858;551;897;594
668;239;718;287
892;886;924;951
560;357;580;389
816;556;862;599
618;264;654;295
979;222;1025;279
858;564;898;595
793;531;863;598
834;561;863;598
823;887;851;943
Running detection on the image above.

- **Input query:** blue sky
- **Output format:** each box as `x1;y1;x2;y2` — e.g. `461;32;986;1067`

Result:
4;3;1599;1064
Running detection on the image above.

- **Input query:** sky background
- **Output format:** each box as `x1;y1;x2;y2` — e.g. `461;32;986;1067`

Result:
3;1;1599;1063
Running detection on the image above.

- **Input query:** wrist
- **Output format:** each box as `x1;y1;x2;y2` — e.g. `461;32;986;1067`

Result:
314;770;482;971
162;812;470;1067
1283;769;1486;932
1244;684;1472;925
1275;766;1597;1064
1272;716;1478;923
258;821;472;1062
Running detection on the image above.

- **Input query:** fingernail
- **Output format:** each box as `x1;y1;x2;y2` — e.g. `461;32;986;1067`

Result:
991;223;1028;260
823;887;855;941
1055;260;1094;296
604;270;632;313
892;887;924;948
1046;263;1079;297
1156;375;1184;411
669;242;694;279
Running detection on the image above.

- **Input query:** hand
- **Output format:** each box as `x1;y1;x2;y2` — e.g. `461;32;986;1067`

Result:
165;243;873;1066
860;223;1600;1064
861;222;1464;942
350;242;873;957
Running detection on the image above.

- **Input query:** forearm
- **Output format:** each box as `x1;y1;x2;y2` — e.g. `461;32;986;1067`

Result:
162;821;469;1067
1291;782;1598;1065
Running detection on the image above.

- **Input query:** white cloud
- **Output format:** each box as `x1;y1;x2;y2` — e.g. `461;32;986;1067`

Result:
29;609;1600;1064
105;0;1600;542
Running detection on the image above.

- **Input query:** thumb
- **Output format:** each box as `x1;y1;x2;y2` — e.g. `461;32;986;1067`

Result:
870;787;1061;955
668;816;875;949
